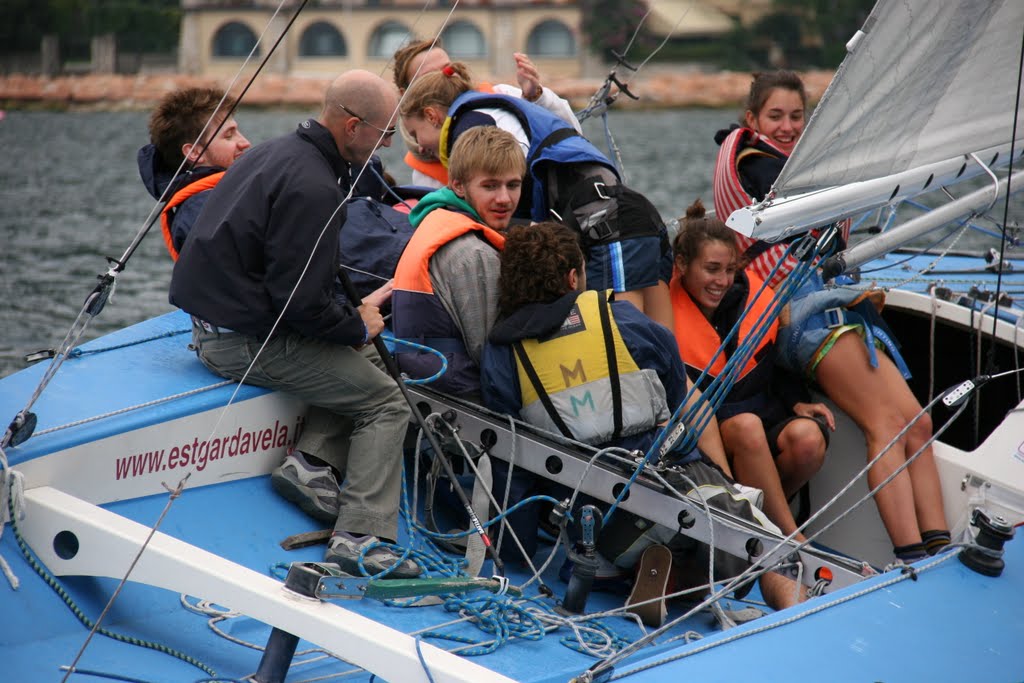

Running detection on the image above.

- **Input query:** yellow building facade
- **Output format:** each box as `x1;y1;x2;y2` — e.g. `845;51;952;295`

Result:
179;1;585;80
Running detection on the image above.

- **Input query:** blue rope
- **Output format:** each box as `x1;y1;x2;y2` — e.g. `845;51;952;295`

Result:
381;333;449;385
412;494;569;541
67;328;191;358
599;237;810;525
418;593;548;656
679;245;822;448
414;637;438;683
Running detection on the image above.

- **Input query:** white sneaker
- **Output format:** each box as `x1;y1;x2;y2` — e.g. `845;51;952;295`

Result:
732;483;765;510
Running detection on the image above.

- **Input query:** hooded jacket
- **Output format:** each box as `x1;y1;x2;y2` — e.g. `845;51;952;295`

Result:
482;290;696;462
137;143;224;258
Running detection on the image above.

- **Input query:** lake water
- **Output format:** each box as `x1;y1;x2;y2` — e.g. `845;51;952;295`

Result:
0;107;1008;380
0;107;729;379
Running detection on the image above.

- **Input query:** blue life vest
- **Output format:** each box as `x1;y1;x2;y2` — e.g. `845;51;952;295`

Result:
443;91;619;222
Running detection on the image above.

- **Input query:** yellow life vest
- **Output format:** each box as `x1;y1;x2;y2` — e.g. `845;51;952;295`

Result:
513;290;667;444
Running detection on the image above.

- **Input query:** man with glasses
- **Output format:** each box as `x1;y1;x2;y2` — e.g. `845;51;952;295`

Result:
170;70;421;579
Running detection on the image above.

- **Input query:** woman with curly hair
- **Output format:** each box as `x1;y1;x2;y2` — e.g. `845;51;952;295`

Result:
480;220;802;615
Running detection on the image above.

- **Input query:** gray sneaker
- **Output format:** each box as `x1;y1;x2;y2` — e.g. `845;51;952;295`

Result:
324;533;422;579
271;451;340;523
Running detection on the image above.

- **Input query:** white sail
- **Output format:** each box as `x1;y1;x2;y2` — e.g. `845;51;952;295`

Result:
730;0;1024;240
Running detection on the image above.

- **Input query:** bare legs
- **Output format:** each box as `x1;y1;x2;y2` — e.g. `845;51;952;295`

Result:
720;414;825;537
617;281;674;331
813;332;947;548
680;377;732;476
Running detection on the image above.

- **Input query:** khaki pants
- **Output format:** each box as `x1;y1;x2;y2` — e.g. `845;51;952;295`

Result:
193;327;410;541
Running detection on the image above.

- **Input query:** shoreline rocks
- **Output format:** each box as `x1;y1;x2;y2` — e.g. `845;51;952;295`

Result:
0;69;836;111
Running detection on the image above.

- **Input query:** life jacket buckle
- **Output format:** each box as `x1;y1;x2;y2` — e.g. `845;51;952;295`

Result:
593;181;610;200
580;208;614;241
823;306;846;329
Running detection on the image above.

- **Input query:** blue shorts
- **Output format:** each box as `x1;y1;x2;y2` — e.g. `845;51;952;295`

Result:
776;271;910;382
585;231;673;292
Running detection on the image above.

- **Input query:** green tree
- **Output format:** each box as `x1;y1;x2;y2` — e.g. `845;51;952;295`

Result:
581;0;657;61
0;0;56;53
768;0;875;68
0;0;180;59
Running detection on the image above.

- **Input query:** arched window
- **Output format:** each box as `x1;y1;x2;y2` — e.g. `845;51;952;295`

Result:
368;21;411;59
212;22;260;58
299;21;347;57
442;21;486;59
526;20;576;58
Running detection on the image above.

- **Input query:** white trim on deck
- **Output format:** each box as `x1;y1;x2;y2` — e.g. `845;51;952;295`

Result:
19;486;515;683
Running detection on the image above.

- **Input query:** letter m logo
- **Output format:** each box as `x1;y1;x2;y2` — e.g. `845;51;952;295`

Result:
560;359;587;387
569;390;595;417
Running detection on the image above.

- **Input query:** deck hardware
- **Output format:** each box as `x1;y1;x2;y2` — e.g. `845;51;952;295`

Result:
255;562;328;682
677;510;695;530
960;509;1015;577
5;410;36;447
559;505;603;615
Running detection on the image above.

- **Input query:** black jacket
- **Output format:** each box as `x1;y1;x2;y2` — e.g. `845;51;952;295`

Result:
170;119;364;344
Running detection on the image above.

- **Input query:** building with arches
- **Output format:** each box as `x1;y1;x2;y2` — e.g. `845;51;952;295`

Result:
179;0;584;81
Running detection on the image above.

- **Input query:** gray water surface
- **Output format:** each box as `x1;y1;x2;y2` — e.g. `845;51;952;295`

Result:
0;108;725;378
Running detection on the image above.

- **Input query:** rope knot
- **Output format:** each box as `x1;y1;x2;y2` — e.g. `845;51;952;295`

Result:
900;564;919;581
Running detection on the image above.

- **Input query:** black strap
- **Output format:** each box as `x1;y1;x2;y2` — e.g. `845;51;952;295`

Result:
596;291;623;441
526;127;582;168
741;238;781;262
513;341;576;439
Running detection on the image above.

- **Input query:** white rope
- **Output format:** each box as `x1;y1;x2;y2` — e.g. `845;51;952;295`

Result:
30;381;234;438
0;444;24;590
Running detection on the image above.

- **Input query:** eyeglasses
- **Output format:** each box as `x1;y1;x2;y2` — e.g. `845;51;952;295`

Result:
337;103;397;139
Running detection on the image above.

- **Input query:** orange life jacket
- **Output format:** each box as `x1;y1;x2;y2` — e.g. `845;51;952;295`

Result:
670;269;777;381
391;208;505;394
160;172;224;261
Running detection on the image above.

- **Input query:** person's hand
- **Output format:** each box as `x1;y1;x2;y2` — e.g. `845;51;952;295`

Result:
793;402;835;431
357;303;385;341
514;52;543;102
362;279;394;309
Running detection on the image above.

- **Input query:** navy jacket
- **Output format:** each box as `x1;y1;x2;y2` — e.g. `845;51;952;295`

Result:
137;143;222;253
170;119;365;344
482;292;695;460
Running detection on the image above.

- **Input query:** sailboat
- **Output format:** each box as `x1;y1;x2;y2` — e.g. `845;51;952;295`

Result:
2;1;1023;681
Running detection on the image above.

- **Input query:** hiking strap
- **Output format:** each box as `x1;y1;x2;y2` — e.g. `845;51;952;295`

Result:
513;341;575;439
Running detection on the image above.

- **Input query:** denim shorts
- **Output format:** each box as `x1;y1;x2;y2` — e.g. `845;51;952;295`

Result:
584;231;673;292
